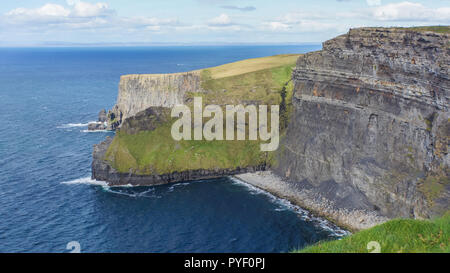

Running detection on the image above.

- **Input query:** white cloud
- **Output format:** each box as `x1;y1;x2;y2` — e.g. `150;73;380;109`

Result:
6;1;113;20
2;1;178;31
208;14;232;26
120;16;179;27
266;21;291;31
146;25;161;31
6;4;70;18
372;1;450;21
263;11;345;33
69;1;114;17
366;0;381;7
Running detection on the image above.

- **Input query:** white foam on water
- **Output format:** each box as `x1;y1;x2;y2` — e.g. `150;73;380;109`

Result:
80;129;109;133
103;187;160;198
61;176;108;187
61;177;160;198
57;122;96;128
168;182;191;192
229;176;350;237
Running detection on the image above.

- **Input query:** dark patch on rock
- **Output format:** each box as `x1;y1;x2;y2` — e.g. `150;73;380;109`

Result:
98;109;107;122
119;107;171;135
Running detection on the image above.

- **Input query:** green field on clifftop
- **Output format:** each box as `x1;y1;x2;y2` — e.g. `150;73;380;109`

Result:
105;54;299;175
407;26;450;34
295;212;450;253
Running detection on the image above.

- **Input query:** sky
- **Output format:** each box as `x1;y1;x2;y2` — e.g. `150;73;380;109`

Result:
0;0;449;46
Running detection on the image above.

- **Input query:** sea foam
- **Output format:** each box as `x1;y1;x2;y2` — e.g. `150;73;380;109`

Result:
61;176;108;187
57;122;96;128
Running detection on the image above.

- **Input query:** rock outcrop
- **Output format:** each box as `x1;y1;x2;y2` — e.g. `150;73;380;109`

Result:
88;109;108;131
91;72;202;131
273;27;449;220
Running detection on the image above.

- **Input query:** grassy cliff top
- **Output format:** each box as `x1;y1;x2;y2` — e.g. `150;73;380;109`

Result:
105;54;298;175
204;54;300;79
295;212;450;253
119;54;300;79
358;26;450;34
405;26;450;34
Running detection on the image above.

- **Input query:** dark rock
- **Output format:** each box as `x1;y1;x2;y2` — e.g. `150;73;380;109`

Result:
98;109;107;122
88;122;106;131
120;107;171;135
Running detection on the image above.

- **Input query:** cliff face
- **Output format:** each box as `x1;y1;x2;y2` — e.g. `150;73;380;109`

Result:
108;72;202;128
274;28;449;219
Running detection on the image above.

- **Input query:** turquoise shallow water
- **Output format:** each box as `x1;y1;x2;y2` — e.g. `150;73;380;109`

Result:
0;45;346;253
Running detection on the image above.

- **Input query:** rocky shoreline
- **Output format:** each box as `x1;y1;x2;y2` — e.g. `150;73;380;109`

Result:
234;171;388;231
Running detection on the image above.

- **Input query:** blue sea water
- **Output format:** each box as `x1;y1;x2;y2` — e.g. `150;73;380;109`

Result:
0;45;346;253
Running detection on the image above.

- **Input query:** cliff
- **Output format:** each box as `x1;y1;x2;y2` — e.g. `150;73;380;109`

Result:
98;54;298;130
92;54;299;185
273;27;449;221
116;72;202;122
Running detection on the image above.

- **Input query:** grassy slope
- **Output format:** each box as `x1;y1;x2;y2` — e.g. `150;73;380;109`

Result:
406;26;450;34
106;122;268;174
368;26;450;34
105;54;299;175
295;212;450;253
205;54;300;79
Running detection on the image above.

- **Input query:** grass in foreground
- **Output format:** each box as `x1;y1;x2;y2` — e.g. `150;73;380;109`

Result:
295;212;450;253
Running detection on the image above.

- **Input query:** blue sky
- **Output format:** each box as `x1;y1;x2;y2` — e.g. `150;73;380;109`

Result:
0;0;449;45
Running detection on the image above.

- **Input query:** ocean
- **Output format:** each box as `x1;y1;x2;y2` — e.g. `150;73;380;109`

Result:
0;45;346;253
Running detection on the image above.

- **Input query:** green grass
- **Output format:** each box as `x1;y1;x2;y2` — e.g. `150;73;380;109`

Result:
105;54;298;175
106;122;269;174
418;174;450;208
295;212;450;253
407;26;450;34
195;61;295;106
204;54;300;79
384;26;450;34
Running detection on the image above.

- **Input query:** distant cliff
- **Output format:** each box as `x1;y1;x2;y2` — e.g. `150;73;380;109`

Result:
273;27;449;221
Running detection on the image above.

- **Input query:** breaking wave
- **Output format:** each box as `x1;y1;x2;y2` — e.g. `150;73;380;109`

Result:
61;176;108;187
57;122;96;129
80;129;109;133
